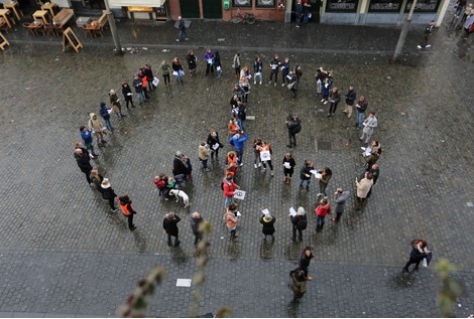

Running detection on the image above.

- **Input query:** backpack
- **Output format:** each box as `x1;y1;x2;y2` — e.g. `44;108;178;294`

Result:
297;218;307;230
155;179;166;190
293;123;302;134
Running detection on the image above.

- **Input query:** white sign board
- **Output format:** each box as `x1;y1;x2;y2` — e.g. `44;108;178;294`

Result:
234;190;246;200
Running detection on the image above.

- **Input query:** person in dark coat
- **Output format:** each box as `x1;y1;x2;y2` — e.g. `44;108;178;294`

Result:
299;246;314;280
343;85;356;119
74;148;93;185
121;82;135;110
163;213;181;247
190;212;204;247
290;207;307;242
90;169;104;193
403;239;430;272
299;160;314;191
291;269;307;300
145;64;154;91
100;178;118;212
207;129;223;161
173;151;190;182
282;153;296;184
286;115;301;148
260;214;276;242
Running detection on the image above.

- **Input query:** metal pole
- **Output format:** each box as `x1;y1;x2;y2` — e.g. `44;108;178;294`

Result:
103;0;123;55
392;0;417;62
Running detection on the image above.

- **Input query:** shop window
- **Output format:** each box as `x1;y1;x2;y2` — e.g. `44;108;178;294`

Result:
405;0;440;12
256;0;275;7
369;0;402;12
326;0;359;12
233;0;252;7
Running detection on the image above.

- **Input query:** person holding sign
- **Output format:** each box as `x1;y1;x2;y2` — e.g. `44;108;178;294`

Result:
257;140;274;176
299;160;314;191
204;48;215;76
282;153;296;184
225;204;239;242
222;173;240;208
206;129;223;161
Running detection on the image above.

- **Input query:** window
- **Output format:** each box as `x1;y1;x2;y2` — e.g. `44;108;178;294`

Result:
233;0;252;7
326;0;359;12
256;0;275;7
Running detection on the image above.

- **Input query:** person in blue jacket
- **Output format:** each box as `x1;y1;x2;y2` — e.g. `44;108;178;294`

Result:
80;126;98;157
229;130;249;166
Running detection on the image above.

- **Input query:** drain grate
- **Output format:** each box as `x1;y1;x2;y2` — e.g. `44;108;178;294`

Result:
317;140;332;151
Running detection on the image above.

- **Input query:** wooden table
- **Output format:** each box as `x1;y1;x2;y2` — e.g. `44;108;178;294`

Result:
23;20;43;36
52;8;74;28
4;1;23;22
0;9;12;28
32;10;50;24
41;2;57;20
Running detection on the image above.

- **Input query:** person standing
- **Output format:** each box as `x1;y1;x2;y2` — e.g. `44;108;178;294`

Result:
298;246;314;280
287;71;298;98
354;172;373;210
317;167;332;197
121;83;135;110
327;87;341;118
417;20;434;49
207;129;223;161
239;76;250;103
260;213;276;242
355;96;368;129
186;50;197;76
237;103;247;132
321;73;333;105
225;204;239;242
295;0;303;27
173;151;191;182
229;130;249;166
160;60;171;86
79;126;98;157
109;89;126;119
132;74;146;104
299;160;314;191
144;64;155;91
331;188;350;223
118;194;137;231
269;54;281;86
290;207;307;242
315;197;331;232
172;57;184;84
90;169;104;193
315;67;327;96
366;164;379;199
360;111;378;144
403;239;430;272
88;113;107;146
281;57;291;86
282;153;296;184
253;56;263;85
286;115;302;148
190;212;204;248
100;178;118;213
257;140;274;176
198;141;211;172
214;51;222;78
74;148;94;185
223;173;240;208
98;102;113;131
343;85;356;119
163;213;181;246
204;48;215;76
176;16;189;42
233;52;241;78
291;269;307;301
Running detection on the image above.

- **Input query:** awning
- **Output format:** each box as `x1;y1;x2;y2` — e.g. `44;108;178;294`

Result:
108;0;166;7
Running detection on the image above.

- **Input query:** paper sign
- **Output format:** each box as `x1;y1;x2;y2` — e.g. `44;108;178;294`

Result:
289;207;297;217
283;162;291;169
310;170;322;179
127;93;132;96
262;208;270;215
260;150;271;161
212;143;220;150
107;109;112;114
234;190;246;200
176;279;192;287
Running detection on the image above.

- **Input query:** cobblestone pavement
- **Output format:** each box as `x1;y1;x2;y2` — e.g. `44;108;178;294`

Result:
0;7;474;317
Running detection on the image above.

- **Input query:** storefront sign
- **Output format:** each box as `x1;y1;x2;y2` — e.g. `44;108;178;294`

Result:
326;0;358;11
405;0;440;12
369;0;401;11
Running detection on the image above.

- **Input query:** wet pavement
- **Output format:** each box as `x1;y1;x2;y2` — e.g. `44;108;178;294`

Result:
0;5;474;318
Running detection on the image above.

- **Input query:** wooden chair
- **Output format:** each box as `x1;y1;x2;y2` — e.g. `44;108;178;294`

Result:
43;23;57;36
0;18;8;34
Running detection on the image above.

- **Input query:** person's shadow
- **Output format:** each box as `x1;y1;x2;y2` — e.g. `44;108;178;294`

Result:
133;230;147;253
286;298;302;318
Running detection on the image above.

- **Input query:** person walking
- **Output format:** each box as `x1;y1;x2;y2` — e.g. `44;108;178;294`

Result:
315;197;331;232
90;169;104;193
222;173;240;208
99;101;113;131
186;50;197;76
269;54;281;86
74;148;94;185
100;178;118;212
253;56;263;85
299;160;314;191
287;71;298;98
354;172;373;210
225;204;239;242
109;89;126;119
163;212;181;246
343;85;356;119
403;239;431;272
204;48;215;76
229;130;249;166
260;213;276;242
295;0;303;27
355;96;368;128
118;195;137;231
290;206;307;242
207;129;223;161
198;141;211;172
176;16;189;42
190;212;204;248
172;57;184;84
160;60;171;86
79;126;98;157
317;167;332;197
88;113;107;146
121;82;135;109
327;87;341;118
214;51;222;78
298;246;314;280
282;153;296;184
360;111;378;144
290;269;307;301
331;188;350;223
132;74;146;104
417;20;434;49
286;115;302;148
233;52;241;78
257;140;274;176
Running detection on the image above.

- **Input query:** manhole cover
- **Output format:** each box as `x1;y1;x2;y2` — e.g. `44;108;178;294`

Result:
317;140;332;150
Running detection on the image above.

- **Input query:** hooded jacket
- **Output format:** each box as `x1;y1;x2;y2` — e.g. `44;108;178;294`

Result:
88;113;104;132
99;102;110;120
229;132;249;151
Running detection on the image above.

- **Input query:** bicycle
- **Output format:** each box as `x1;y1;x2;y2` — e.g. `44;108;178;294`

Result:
231;8;256;24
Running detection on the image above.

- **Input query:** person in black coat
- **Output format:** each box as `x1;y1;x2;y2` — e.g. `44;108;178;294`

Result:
190;212;204;247
290;207;307;242
74;148;93;185
100;178;117;212
403;239;430;272
282;153;296;184
207;130;223;161
163;213;181;247
286;115;301;148
299;246;314;280
121;82;135;110
299;160;314;191
260;214;276;242
172;151;190;182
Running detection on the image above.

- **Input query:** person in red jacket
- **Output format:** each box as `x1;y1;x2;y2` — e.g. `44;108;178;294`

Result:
315;198;331;232
222;173;240;208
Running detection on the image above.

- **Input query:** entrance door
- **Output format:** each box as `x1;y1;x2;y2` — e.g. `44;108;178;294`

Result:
179;0;200;18
203;0;222;19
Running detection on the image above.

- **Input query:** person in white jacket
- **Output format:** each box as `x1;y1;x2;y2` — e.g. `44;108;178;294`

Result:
360;111;378;144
